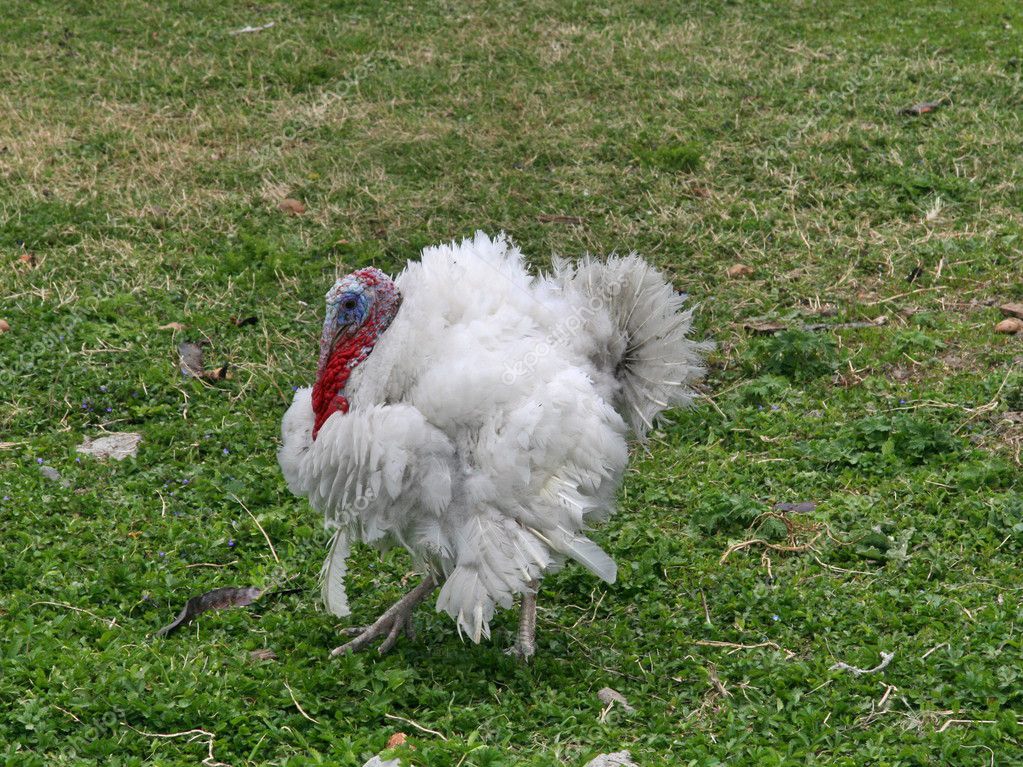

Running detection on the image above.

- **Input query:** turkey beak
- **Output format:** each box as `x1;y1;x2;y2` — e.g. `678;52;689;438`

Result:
327;323;351;359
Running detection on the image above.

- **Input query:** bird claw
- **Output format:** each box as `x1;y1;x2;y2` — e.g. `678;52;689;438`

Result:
332;614;412;656
330;576;435;657
504;641;536;663
339;625;371;637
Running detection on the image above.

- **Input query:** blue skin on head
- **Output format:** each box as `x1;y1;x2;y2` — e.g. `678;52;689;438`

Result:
334;290;369;328
322;279;371;343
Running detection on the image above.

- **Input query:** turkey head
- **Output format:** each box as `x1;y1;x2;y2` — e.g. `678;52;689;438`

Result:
311;267;401;439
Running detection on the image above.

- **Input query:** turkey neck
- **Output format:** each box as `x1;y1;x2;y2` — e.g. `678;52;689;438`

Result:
311;324;374;439
311;287;401;438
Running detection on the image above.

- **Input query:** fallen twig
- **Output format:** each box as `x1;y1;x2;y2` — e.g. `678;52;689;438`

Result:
284;681;320;724
938;718;1004;733
700;589;712;626
538;214;585;225
743;317;888;335
811;554;876;577
719;533;822;564
920;642;948;661
31;601;118;628
231;494;280;563
126;725;228;767
831;651;894;676
695;639;795;660
229;22;275;35
805;317;889;332
707;664;731;698
857;682;900;728
383;713;447;741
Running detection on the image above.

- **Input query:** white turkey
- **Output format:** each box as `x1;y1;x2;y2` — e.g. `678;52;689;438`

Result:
278;232;709;658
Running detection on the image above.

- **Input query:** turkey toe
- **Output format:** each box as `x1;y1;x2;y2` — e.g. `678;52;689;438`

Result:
330;576;436;657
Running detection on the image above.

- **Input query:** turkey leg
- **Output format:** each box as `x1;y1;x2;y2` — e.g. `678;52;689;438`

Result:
506;580;539;661
330;575;437;656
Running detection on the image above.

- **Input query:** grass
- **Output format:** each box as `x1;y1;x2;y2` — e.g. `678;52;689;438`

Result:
2;0;1023;764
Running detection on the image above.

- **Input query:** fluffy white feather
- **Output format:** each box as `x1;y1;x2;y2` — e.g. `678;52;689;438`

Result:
279;232;708;641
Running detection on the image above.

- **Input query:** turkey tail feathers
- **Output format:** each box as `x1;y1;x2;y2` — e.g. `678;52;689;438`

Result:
555;254;712;438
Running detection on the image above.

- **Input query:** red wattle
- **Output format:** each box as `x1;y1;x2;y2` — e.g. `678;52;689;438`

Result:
311;329;375;439
311;348;356;439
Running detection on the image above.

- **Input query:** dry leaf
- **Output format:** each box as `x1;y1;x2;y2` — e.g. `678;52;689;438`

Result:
900;100;945;116
386;733;407;748
17;253;37;268
278;198;306;215
999;303;1023;320
179;341;230;380
231;316;258;327
76;432;142;461
773;501;818;513
597;687;636;714
179;341;206;376
249;648;277;662
159;322;187;331
811;304;838;318
996;318;1023;335
743;321;788;335
0;319;9;333
155;586;263;637
726;263;754;279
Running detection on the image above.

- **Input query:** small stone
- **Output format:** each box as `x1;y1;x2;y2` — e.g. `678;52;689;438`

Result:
726;263;754;279
76;432;143;461
39;465;70;487
999;303;1023;320
249;648;277;662
996;318;1023;335
362;758;401;767
278;198;306;215
0;319;9;333
584;751;636;767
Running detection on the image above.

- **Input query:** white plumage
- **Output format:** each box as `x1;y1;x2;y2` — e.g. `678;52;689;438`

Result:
279;232;709;650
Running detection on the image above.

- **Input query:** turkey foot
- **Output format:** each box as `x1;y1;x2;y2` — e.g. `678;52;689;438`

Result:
505;580;539;662
330;575;437;657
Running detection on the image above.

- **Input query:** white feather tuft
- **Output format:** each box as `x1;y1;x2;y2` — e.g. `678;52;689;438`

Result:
320;530;351;617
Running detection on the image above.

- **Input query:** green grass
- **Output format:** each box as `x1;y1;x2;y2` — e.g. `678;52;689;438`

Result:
3;0;1023;764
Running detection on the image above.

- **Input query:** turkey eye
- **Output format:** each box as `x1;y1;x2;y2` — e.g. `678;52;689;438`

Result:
342;298;357;311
